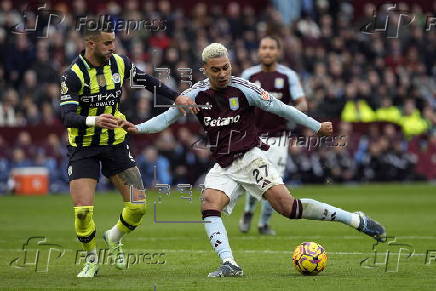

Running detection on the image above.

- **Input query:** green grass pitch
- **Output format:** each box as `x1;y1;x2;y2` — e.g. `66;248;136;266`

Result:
0;183;435;290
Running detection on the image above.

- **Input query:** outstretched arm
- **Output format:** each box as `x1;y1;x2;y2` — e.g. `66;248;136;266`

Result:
234;79;331;135
122;107;183;134
253;95;332;135
121;55;198;114
252;94;321;132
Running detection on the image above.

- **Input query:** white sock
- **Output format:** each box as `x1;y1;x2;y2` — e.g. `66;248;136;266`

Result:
86;249;98;263
259;199;273;227
204;216;237;265
109;225;125;243
300;198;361;229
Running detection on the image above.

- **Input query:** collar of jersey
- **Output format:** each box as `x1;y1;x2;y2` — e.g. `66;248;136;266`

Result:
79;50;111;70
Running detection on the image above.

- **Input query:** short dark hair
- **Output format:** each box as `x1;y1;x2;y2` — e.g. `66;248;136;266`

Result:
81;24;114;41
260;35;281;49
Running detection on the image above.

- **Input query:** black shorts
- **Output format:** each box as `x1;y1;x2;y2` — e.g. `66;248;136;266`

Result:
67;141;136;182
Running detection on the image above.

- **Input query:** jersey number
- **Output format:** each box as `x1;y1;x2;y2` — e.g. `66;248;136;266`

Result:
252;164;271;188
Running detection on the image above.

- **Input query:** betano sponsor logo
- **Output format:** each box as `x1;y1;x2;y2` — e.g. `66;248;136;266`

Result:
203;115;240;127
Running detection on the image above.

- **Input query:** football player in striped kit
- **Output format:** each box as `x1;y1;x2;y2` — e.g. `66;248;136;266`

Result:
60;28;197;277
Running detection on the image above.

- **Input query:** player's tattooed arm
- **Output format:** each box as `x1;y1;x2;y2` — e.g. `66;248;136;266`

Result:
118;167;145;190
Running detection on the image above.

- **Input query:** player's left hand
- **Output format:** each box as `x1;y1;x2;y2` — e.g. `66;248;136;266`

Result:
175;95;199;115
318;122;333;136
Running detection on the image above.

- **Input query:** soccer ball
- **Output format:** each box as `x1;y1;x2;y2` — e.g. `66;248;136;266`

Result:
292;242;328;275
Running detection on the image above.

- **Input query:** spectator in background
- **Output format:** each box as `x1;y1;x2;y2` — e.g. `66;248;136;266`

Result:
31;43;58;84
0;135;9;193
44;133;66;161
375;97;402;124
322;145;356;183
4;34;35;86
400;99;429;139
341;82;376;123
19;70;39;99
409;131;436;180
15;131;36;158
41;102;60;126
385;142;415;181
10;148;32;168
33;149;60;191
137;146;171;187
0;1;434;188
358;138;389;182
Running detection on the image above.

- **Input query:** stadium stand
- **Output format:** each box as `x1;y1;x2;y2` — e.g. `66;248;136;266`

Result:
0;0;434;193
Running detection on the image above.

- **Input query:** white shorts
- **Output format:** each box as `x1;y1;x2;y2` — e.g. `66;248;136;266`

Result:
260;134;289;177
203;147;284;215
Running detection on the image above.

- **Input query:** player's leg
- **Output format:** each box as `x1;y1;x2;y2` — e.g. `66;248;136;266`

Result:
202;165;243;277
258;199;275;234
101;142;145;270
71;178;98;263
263;185;386;241
238;193;257;233
257;136;287;235
72;178;100;277
108;167;146;242
68;152;101;277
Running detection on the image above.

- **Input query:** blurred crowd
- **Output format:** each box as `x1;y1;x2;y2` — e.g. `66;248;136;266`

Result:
0;0;435;193
0;121;434;194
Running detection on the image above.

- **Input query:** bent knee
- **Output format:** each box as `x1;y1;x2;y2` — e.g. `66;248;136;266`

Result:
201;189;228;211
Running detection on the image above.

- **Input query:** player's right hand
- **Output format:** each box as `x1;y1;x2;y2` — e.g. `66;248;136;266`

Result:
120;120;139;134
318;122;333;136
95;114;119;129
175;95;199;115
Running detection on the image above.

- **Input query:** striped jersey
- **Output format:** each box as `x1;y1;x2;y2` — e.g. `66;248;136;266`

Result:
60;52;130;147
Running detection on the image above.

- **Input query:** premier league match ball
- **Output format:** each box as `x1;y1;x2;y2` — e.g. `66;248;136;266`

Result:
292;242;328;275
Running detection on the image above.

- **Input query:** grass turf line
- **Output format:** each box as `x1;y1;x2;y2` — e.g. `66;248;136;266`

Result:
0;183;435;290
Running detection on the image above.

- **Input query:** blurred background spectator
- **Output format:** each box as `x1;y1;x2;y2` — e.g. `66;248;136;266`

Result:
0;0;434;194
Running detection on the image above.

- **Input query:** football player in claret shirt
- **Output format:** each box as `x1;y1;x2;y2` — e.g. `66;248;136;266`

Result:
60;28;197;277
122;43;386;277
239;36;308;235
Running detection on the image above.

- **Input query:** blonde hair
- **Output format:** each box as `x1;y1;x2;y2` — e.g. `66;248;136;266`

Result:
202;43;228;63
